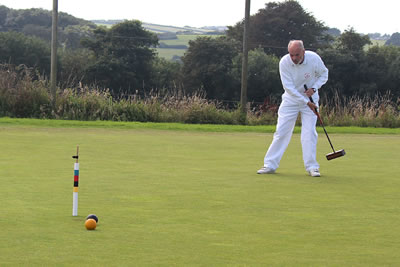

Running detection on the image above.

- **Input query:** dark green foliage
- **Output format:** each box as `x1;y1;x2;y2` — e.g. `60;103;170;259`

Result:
58;48;93;88
336;27;372;52
325;28;341;37
0;31;50;74
385;32;400;46
1;67;399;127
0;6;9;27
0;3;399;114
364;45;400;98
150;57;182;90
0;5;96;49
81;21;158;94
227;0;331;56
232;49;281;103
181;36;240;100
319;28;400;99
59;24;96;49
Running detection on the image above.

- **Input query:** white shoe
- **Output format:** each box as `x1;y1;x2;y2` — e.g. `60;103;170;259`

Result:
257;167;275;174
309;169;321;177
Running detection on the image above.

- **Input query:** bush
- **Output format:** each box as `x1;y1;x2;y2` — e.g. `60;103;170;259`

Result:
320;91;400;127
0;66;399;127
0;65;50;118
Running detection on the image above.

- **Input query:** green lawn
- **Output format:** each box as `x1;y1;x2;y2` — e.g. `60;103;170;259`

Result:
1;119;400;265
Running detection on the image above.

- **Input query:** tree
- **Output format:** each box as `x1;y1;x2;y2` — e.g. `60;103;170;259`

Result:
385;32;400;46
150;57;182;90
0;5;9;27
364;45;400;98
227;0;330;57
81;20;158;94
336;27;372;53
0;6;96;49
325;28;372;95
59;25;95;49
232;49;281;103
319;47;363;97
181;36;240;100
326;28;341;38
317;29;400;99
58;48;93;87
0;31;50;74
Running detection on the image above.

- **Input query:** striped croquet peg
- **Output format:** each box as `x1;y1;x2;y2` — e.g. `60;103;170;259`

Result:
72;146;79;216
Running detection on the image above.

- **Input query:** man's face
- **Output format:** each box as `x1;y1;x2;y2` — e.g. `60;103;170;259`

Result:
289;44;305;65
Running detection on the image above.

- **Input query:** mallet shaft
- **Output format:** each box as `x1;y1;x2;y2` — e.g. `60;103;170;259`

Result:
304;85;336;153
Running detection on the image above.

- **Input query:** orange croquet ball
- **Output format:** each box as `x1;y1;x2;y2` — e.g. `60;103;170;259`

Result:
85;218;97;230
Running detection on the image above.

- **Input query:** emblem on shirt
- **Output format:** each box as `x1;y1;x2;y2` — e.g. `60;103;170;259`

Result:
304;73;311;79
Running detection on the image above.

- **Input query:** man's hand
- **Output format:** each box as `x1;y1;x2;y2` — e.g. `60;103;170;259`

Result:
305;87;315;97
307;101;318;115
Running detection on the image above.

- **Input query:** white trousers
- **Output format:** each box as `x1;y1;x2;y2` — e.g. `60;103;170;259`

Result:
263;99;319;172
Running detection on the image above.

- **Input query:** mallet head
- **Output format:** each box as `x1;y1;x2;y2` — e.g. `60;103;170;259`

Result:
326;149;346;160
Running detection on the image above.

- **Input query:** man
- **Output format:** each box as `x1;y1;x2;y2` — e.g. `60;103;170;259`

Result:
257;40;328;177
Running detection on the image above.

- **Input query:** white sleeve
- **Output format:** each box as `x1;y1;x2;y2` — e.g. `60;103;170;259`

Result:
311;55;329;90
279;59;309;105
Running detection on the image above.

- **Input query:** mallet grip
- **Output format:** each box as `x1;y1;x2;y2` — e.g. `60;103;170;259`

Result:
303;84;315;104
304;85;322;123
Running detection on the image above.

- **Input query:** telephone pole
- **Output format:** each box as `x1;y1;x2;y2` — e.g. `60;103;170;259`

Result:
240;0;250;115
50;0;58;106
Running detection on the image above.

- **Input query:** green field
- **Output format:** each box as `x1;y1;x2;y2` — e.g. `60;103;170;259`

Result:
157;34;221;60
160;35;205;46
142;24;215;35
155;47;186;59
365;39;386;50
1;119;400;265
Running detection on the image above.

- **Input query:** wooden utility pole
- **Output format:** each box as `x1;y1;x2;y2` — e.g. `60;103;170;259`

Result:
50;0;58;106
240;0;250;114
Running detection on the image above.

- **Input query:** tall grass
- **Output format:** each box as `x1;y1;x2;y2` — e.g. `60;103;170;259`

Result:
0;65;51;118
0;66;399;127
320;91;400;128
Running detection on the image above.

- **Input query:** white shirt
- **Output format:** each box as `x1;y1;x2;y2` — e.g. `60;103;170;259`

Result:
279;51;328;105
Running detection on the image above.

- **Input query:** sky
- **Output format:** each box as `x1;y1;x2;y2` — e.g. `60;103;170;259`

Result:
0;0;398;35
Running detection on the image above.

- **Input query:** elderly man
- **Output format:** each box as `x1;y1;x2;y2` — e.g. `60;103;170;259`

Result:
257;40;328;177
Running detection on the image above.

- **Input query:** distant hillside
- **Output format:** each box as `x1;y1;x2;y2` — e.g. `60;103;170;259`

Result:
91;20;227;35
0;5;96;49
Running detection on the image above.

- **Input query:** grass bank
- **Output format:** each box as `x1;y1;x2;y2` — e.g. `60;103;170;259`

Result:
1;117;400;134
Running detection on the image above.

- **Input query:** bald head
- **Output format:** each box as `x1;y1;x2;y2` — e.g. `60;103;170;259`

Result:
288;40;304;50
288;40;305;64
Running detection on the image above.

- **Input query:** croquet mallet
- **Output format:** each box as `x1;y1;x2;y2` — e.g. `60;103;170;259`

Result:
304;85;345;160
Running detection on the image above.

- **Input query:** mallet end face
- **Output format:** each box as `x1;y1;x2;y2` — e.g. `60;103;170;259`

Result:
326;149;345;160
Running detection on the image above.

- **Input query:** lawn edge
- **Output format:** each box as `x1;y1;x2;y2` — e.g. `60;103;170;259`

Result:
0;117;399;134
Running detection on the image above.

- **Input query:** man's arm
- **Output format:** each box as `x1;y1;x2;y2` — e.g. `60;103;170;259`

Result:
311;55;329;91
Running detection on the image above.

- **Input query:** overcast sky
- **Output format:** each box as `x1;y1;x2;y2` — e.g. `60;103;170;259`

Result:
0;0;398;35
